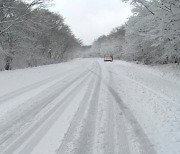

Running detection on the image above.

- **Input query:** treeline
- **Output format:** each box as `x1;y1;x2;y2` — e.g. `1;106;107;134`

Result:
0;0;82;70
90;0;180;65
90;26;125;59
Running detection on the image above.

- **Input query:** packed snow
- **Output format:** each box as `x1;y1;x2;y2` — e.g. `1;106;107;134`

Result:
0;58;179;154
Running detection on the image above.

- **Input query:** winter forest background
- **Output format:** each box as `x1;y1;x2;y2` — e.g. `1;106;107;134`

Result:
0;0;82;70
0;0;180;71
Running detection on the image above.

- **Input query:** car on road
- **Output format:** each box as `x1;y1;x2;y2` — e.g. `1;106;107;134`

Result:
104;55;113;62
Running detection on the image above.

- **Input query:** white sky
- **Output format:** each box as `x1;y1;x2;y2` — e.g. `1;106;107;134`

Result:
50;0;132;45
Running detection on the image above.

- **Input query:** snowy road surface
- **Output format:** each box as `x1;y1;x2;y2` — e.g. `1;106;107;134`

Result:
0;58;180;154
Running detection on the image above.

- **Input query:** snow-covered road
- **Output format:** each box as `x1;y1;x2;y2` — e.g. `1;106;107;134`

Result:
0;59;179;154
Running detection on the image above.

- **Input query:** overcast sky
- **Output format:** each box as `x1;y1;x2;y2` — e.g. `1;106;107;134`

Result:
50;0;132;45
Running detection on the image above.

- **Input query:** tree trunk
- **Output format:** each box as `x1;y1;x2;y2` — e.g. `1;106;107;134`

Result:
5;55;12;70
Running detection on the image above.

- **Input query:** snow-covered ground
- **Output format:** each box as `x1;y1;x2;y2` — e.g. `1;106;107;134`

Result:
0;58;179;154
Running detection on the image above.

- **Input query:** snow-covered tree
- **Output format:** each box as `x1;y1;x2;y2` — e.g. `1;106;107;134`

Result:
122;0;180;64
0;0;82;70
90;26;126;58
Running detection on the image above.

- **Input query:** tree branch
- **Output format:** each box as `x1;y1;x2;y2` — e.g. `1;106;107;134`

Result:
0;8;34;35
0;20;23;35
137;1;155;15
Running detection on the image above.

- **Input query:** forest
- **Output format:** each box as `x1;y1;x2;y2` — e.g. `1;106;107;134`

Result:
0;0;82;70
90;0;180;65
1;0;180;71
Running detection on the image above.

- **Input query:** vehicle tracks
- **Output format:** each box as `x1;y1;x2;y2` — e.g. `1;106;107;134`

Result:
106;71;157;154
73;64;102;154
0;65;82;104
0;69;89;145
90;62;156;154
108;70;130;154
57;72;96;154
16;73;93;154
0;68;93;153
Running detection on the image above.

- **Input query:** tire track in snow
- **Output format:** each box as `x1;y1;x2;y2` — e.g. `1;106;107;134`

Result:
0;69;89;146
109;70;130;154
103;70;115;154
73;64;102;154
1;70;91;154
106;80;157;154
57;73;96;154
114;104;131;154
17;73;93;154
108;69;180;107
0;65;81;104
90;62;156;154
99;64;130;154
